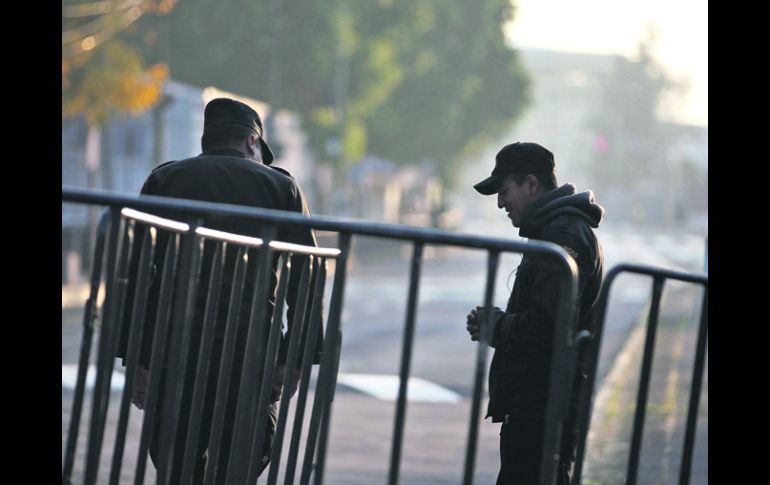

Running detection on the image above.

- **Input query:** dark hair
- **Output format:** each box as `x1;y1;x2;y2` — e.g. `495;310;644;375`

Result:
201;124;254;152
510;172;558;191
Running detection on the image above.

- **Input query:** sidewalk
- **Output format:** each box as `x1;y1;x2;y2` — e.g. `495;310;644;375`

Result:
582;284;708;484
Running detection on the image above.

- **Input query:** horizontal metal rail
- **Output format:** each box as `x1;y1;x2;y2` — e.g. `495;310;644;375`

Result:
65;187;572;255
121;208;341;257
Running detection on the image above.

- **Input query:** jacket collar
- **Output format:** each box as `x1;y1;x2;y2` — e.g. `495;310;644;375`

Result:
201;147;248;158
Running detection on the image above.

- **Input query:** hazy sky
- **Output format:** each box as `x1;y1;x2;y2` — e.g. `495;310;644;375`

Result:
505;0;708;127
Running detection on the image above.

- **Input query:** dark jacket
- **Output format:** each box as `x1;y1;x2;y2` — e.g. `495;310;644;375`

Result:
486;183;605;422
117;147;321;369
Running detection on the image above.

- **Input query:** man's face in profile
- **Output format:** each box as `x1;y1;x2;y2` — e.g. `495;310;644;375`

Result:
496;174;535;228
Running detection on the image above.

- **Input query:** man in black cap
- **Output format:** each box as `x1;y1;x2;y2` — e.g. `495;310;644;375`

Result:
465;142;605;484
118;97;320;483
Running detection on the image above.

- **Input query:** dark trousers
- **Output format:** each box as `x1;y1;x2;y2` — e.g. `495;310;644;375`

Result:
148;363;278;484
496;417;574;485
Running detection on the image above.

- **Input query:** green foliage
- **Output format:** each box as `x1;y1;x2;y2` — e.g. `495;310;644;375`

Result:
63;40;168;126
159;0;530;187
62;0;177;126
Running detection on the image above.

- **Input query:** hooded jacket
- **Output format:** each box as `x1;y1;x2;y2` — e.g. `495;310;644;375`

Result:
486;183;605;422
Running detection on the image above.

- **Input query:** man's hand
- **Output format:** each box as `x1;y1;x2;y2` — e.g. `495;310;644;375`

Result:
131;366;150;410
466;305;483;341
272;364;301;402
466;305;505;342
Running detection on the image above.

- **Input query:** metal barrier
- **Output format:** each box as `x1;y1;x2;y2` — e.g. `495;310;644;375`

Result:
62;186;580;485
572;263;708;485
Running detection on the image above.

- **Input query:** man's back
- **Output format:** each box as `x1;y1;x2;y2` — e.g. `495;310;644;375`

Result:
141;147;315;246
116;97;321;483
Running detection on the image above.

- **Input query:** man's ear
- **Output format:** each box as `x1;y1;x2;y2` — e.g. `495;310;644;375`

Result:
246;133;258;156
526;174;539;194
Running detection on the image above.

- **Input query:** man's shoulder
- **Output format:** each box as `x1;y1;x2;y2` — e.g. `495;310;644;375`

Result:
149;160;177;174
538;216;590;254
267;165;304;188
539;214;603;266
540;213;596;238
269;165;293;178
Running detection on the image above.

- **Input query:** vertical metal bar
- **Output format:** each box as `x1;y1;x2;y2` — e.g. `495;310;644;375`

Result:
243;254;292;484
538;252;580;485
134;233;181;485
178;243;226;484
109;228;156;485
267;256;314;485
159;221;203;485
299;233;352;485
62;210;109;484
83;208;127;484
387;242;424;485
678;285;708;485
313;328;343;485
568;329;593;485
284;259;326;485
572;267;621;484
223;227;277;483
626;276;666;485
202;246;249;485
462;250;499;485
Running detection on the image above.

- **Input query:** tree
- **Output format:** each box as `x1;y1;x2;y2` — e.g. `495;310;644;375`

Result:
587;31;682;192
62;0;176;127
361;1;530;187
158;0;530;190
62;0;177;269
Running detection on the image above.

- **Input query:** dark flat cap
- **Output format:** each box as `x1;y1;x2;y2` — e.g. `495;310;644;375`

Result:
203;98;274;165
473;142;554;195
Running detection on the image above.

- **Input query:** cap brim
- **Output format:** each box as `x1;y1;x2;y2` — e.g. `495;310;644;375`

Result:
259;138;274;165
473;174;504;195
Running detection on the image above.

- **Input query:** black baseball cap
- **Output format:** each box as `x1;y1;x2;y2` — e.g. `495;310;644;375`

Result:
473;142;555;195
203;97;275;165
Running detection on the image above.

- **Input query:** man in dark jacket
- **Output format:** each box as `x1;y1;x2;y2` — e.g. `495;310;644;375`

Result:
118;98;320;483
466;142;605;484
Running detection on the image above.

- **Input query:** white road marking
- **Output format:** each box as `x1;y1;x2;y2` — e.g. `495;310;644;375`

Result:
62;364;125;392
335;373;461;403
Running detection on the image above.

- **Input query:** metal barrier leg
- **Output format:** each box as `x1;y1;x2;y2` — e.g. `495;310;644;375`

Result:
62;210;110;484
134;233;181;485
462;250;499;485
202;246;249;485
109;229;156;485
178;244;226;484
244;255;292;484
83;208;128;484
284;261;327;485
224;227;278;483
387;242;424;485
678;286;708;485
299;233;351;485
626;277;666;485
313;328;343;485
267;256;314;485
158;225;203;485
